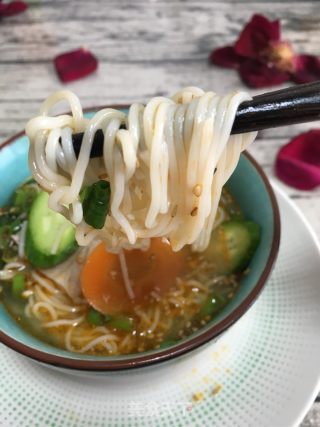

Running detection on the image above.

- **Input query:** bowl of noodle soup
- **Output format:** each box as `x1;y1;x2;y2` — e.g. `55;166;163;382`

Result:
0;97;280;372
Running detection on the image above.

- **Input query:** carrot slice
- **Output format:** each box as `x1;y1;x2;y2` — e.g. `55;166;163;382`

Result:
81;239;188;315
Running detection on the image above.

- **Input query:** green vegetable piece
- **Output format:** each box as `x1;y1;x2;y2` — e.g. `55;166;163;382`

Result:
12;274;25;298
107;316;134;331
204;220;261;274
87;308;104;326
82;180;111;229
200;293;227;318
25;191;78;269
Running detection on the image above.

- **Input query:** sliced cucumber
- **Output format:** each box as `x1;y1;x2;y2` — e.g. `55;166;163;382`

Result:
25;192;78;268
204;220;261;274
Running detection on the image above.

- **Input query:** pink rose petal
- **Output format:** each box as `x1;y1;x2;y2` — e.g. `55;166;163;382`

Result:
292;54;320;84
0;1;27;17
54;48;98;83
235;14;281;59
239;60;290;88
209;46;242;69
275;130;320;190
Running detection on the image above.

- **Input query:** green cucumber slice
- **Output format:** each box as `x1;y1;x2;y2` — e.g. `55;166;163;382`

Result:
25;192;78;268
204;220;261;274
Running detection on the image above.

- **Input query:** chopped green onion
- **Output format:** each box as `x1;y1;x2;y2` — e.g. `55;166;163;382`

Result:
107;316;134;331
87;308;104;326
82;180;111;229
12;274;25;298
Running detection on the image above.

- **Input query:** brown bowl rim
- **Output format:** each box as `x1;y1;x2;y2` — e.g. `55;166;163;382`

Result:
0;105;281;371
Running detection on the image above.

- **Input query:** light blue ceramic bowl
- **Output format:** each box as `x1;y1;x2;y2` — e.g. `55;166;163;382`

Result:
0;110;280;371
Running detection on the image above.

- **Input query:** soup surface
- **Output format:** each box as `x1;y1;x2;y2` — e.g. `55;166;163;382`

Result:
0;181;260;355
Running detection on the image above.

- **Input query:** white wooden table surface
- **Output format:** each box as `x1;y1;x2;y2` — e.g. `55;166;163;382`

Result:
0;1;319;425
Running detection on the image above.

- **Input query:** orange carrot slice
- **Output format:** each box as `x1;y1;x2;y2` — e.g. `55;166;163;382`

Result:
81;239;188;315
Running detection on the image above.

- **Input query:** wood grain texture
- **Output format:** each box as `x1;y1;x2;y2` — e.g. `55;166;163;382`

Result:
0;1;319;424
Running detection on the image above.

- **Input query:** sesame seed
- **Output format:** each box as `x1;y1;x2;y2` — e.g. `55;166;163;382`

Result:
191;207;198;216
193;184;202;197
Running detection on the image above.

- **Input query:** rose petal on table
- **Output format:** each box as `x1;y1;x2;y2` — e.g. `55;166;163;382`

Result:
209;46;242;68
0;1;27;17
292;54;320;84
235;14;281;59
238;59;290;88
54;48;98;83
275;130;320;190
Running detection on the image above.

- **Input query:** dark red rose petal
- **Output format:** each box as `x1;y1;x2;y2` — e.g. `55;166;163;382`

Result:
275;130;320;190
54;48;98;83
0;1;27;17
209;46;243;69
235;14;281;59
292;54;320;84
239;60;290;88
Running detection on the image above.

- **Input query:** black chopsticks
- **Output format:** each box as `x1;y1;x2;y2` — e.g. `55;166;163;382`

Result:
70;81;320;158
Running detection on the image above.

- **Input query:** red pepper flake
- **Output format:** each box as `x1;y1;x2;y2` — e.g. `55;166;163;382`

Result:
209;14;320;88
275;130;320;190
0;1;27;18
54;48;98;83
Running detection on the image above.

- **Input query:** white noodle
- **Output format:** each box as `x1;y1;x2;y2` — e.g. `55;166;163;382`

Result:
43;315;84;328
148;306;160;333
32;301;58;320
31;271;58;294
4;261;25;271
0;261;25;280
24;295;35;318
18;221;27;258
65;327;119;353
118;249;135;300
34;285;81;313
25;88;257;253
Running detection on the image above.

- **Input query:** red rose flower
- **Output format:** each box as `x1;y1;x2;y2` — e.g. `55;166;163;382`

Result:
209;14;320;88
